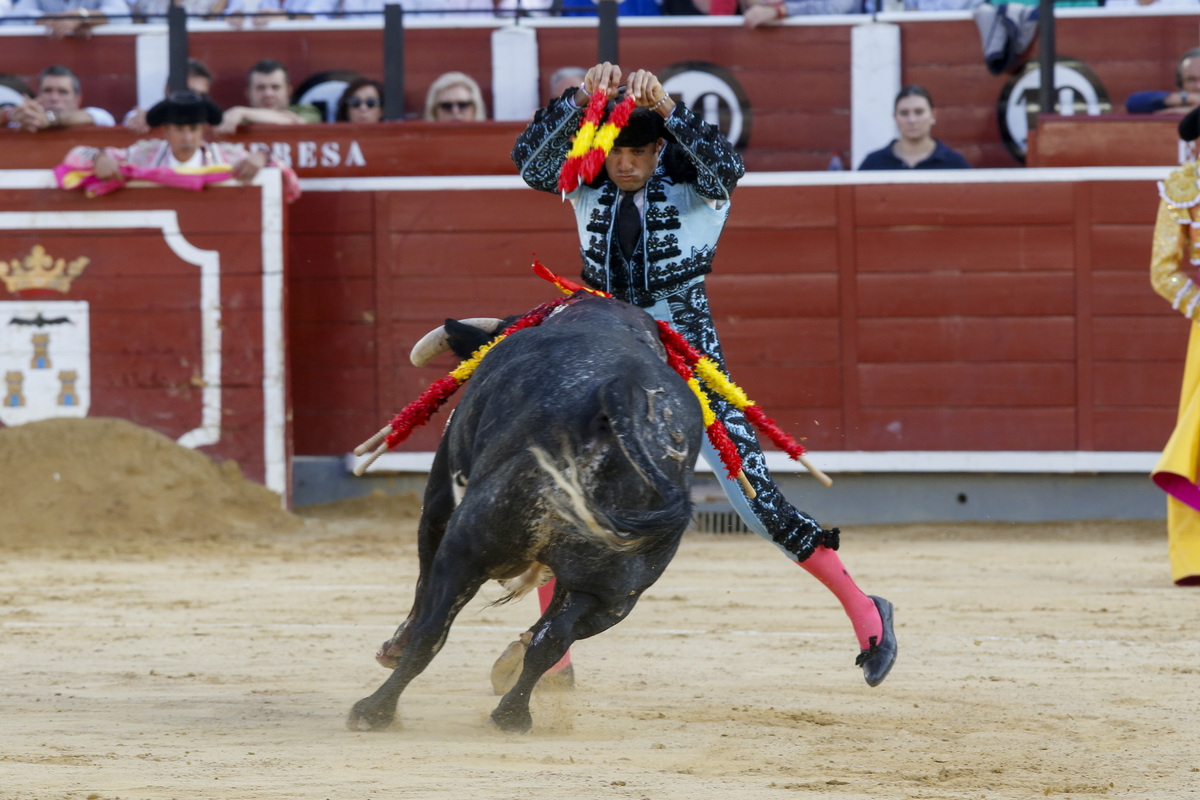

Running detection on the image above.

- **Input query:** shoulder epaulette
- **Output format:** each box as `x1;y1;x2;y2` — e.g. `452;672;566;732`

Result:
1159;161;1200;208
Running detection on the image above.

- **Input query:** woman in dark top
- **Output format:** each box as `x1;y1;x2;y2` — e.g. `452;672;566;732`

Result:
858;85;970;171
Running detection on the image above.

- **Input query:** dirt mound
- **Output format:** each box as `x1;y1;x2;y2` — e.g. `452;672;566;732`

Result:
0;417;300;555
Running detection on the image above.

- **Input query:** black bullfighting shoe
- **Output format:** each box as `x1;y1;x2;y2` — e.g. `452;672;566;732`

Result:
855;595;897;687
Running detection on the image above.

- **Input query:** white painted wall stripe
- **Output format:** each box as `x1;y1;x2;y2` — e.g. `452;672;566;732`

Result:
297;166;1174;193
255;170;288;500
850;22;901;172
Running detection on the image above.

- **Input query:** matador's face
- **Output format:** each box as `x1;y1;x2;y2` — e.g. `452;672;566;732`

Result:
604;138;664;193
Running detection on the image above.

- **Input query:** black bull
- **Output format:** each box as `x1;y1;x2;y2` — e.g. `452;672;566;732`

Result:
347;296;705;733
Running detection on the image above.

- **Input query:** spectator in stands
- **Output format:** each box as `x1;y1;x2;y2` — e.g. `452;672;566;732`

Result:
663;0;739;12
548;66;586;101
2;0;130;35
132;0;228;20
1126;47;1200;115
858;85;969;170
57;90;301;201
558;0;661;13
213;59;320;134
226;0;498;22
424;72;486;122
742;0;860;24
496;0;552;15
0;75;33;127
123;58;213;135
336;78;384;123
1;65;115;132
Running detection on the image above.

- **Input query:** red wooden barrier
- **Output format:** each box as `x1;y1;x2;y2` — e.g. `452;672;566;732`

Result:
0;122;525;176
1027;115;1180;168
288;171;1182;460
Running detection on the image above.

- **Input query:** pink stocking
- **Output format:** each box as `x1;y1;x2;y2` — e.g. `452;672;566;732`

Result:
537;579;572;671
797;546;882;651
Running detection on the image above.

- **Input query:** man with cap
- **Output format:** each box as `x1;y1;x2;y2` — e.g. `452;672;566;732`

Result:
1149;106;1200;586
501;61;898;691
56;90;299;201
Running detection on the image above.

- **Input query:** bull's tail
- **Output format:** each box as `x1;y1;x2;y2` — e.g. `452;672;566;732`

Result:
530;380;693;553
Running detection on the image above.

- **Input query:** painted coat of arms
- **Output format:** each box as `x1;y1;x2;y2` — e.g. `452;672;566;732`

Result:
0;245;90;426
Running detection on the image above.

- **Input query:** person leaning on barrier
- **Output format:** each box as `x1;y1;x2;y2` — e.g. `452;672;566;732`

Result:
2;65;115;132
423;72;487;122
131;0;228;21
336;78;384;123
1126;47;1200;116
1149;107;1200;586
1;0;130;37
857;85;969;170
213;59;321;135
57;90;301;201
741;0;861;27
123;58;214;136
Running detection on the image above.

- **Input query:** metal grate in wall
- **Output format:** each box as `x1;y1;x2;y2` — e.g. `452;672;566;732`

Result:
691;510;751;535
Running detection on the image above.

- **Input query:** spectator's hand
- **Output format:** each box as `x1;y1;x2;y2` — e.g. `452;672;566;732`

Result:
124;108;150;135
232;151;268;182
43;8;92;39
213;107;244;136
743;2;785;27
10;98;49;132
93;153;122;181
582;63;623;104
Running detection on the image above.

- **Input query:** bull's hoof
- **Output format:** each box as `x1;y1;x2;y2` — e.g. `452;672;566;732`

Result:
489;704;533;734
346;697;396;732
489;632;532;695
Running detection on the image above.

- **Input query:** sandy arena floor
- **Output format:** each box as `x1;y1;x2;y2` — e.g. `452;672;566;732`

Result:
2;500;1197;799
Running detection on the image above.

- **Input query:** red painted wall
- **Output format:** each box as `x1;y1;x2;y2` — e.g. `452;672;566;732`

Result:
0;184;289;490
288;176;1183;458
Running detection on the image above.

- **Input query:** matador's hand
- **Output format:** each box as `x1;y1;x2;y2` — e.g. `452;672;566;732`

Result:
579;62;623;105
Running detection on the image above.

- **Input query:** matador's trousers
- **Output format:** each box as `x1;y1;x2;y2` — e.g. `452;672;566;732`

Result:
639;278;839;562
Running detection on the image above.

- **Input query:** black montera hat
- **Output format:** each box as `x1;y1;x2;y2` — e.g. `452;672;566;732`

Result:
147;90;223;128
612;107;667;148
1181;106;1200;143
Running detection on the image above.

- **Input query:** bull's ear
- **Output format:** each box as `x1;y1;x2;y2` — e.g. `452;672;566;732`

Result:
444;318;497;360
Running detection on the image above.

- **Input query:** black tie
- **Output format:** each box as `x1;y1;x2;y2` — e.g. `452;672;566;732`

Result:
617;191;641;261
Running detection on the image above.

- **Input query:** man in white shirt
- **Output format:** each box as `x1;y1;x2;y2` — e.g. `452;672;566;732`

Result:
2;0;131;37
3;65;115;132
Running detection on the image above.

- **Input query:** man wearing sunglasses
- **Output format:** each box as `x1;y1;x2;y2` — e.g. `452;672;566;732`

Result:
505;61;898;693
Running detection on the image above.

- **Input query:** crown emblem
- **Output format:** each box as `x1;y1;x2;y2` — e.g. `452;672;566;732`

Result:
0;245;90;296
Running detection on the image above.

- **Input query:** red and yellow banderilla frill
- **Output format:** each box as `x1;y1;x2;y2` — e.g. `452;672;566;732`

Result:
557;88;638;196
353;261;830;493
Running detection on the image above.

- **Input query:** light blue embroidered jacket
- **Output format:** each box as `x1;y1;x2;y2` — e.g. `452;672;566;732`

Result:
512;93;745;307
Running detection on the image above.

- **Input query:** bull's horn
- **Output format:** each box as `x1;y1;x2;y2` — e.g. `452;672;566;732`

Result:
409;318;503;367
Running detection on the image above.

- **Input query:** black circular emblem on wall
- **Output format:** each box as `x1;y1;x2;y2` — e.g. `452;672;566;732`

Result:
657;61;753;151
997;57;1111;164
